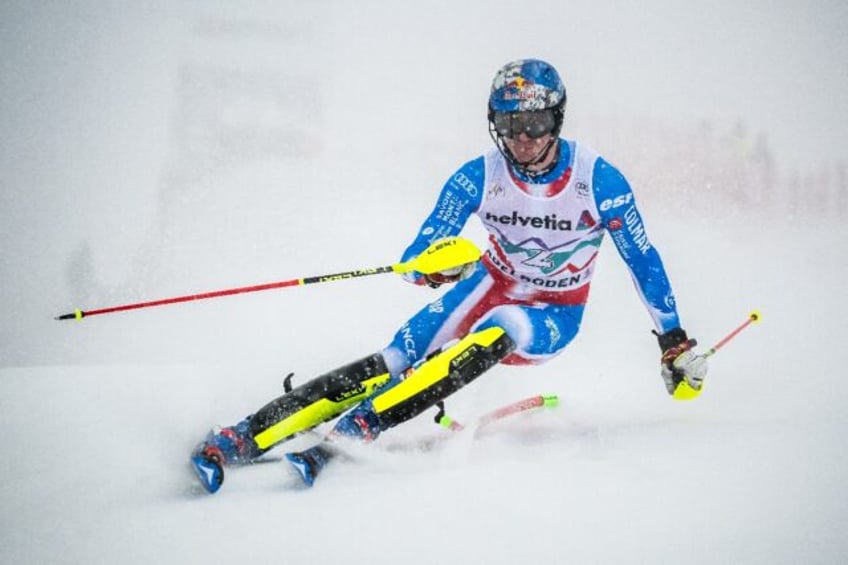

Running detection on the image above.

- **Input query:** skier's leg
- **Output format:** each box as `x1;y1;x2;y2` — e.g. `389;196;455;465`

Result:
284;293;586;487
475;302;585;365
194;266;497;491
260;263;495;456
191;354;391;474
284;325;516;486
191;353;393;493
331;302;584;441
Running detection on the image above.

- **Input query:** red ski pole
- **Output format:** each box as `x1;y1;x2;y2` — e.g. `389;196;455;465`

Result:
55;237;481;321
54;269;392;321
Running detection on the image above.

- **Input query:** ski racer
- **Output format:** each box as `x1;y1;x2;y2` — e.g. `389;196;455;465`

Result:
191;58;708;492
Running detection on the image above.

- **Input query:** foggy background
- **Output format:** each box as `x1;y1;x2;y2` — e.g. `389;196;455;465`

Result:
2;1;847;564
2;0;846;368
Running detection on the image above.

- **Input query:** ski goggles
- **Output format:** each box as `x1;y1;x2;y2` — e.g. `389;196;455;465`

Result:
491;109;557;139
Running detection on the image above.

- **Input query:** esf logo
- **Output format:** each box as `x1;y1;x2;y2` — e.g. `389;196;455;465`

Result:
451;172;478;197
598;193;634;212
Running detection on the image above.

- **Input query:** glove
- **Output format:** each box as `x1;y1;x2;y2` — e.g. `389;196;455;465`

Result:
422;262;476;289
655;327;708;399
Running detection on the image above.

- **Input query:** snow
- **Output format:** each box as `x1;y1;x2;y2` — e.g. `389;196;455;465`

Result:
2;2;847;564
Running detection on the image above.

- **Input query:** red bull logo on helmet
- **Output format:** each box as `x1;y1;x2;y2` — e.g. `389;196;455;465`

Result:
491;59;565;111
503;81;552;104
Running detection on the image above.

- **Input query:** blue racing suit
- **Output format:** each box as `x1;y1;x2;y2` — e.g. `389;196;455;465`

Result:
379;138;680;376
331;138;682;439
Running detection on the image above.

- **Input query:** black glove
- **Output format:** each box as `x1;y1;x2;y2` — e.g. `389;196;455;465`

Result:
654;327;708;398
423;262;476;289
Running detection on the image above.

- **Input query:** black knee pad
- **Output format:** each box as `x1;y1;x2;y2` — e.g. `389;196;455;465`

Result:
250;353;390;450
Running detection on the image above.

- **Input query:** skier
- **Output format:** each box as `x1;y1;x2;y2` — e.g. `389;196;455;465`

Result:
191;59;708;492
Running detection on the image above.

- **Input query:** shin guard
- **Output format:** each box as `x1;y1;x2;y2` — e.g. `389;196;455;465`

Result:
250;354;391;450
371;326;515;430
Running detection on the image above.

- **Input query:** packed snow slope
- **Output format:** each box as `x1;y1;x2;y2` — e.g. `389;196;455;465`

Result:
2;2;847;564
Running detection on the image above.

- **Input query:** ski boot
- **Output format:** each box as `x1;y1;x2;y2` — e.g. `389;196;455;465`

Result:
284;445;335;487
284;405;381;487
190;418;261;493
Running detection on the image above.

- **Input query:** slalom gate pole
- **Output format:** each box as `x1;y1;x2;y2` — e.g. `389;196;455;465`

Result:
436;394;560;432
55;237;481;321
703;310;762;358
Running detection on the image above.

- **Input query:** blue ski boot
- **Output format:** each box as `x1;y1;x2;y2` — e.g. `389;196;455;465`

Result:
191;446;225;494
190;418;261;493
285;406;382;487
285;445;334;487
331;404;384;442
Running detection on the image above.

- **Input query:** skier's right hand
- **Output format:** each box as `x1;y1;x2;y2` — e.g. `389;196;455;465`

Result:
423;262;475;288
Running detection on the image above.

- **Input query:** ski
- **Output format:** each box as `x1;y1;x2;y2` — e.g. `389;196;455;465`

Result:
284;393;559;487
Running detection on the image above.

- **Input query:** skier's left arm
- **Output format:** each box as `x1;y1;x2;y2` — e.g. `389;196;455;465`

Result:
593;159;707;398
399;157;485;287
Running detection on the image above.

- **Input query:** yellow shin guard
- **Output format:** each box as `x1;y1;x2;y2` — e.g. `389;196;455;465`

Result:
372;326;515;428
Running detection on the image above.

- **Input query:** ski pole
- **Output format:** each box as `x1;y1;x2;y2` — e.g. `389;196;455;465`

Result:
55;236;481;321
702;310;762;358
